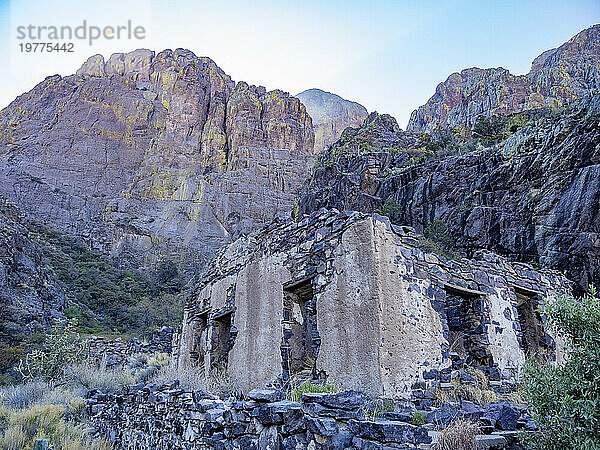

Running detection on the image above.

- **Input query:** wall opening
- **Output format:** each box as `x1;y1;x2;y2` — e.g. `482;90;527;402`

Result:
514;287;554;362
281;278;319;382
189;312;208;370
211;311;233;371
445;286;493;368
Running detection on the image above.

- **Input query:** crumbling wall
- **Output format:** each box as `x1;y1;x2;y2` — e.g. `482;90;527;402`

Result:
86;384;433;450
88;327;174;367
228;256;290;391
175;209;572;396
372;220;446;397
316;218;382;394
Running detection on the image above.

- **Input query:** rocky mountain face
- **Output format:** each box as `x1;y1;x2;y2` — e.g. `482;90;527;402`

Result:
299;95;600;292
296;88;368;151
0;49;315;278
0;199;66;370
408;24;600;133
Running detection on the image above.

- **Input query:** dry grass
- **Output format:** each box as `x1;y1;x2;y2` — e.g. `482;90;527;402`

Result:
436;367;497;406
63;363;135;392
432;418;479;450
0;403;113;450
152;364;241;398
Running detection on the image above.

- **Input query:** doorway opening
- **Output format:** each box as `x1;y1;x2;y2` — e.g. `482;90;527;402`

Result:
445;285;493;368
514;287;554;362
281;278;319;381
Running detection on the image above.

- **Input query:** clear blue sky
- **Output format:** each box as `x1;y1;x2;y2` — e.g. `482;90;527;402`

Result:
0;0;598;127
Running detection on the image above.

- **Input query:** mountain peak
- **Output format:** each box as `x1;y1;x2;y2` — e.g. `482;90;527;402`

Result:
408;24;600;133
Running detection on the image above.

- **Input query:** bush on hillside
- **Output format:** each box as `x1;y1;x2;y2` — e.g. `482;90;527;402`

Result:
523;287;600;449
17;319;87;383
419;218;456;259
31;224;184;337
377;197;404;225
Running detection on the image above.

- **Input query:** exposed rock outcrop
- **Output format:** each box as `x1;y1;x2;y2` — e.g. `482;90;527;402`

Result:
0;199;66;368
297;88;368;151
0;49;315;278
299;95;600;291
408;24;600;133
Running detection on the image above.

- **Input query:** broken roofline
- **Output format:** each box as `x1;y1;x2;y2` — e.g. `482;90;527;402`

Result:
175;208;572;394
187;208;570;304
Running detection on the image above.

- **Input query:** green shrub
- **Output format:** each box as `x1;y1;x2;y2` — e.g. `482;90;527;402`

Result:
17;319;87;383
522;287;600;449
412;411;426;426
287;381;340;402
377;197;403;225
472;114;509;146
419;218;455;259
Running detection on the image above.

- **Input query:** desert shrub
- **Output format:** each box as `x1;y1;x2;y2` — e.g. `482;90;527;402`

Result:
146;352;170;368
0;403;112;450
152;364;241;398
0;382;48;410
432;418;479;450
473;114;509;146
412;411;426;426
17;319;87;383
522;288;600;449
419;218;455;259
377;197;403;225
0;344;23;374
63;363;135;392
287;381;340;402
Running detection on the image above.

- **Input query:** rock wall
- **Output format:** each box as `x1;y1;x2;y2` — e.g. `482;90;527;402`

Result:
88;383;536;449
299;95;600;291
174;209;570;396
87;327;174;367
407;24;600;133
0;49;315;278
87;385;433;450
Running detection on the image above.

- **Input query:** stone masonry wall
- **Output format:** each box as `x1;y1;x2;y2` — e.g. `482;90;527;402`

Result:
174;209;571;397
88;326;174;367
87;384;433;450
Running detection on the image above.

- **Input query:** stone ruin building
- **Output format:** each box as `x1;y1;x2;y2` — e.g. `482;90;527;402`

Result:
173;209;570;397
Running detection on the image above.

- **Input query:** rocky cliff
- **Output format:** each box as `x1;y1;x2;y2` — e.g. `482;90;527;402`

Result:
0;199;66;370
297;89;368;151
0;49;315;278
299;95;600;292
408;24;600;133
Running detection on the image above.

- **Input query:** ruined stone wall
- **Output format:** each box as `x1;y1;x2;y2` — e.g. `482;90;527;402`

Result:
87;384;433;450
88;327;174;367
174;209;571;396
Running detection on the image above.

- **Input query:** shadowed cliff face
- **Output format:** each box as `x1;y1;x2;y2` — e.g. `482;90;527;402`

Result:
299;96;600;292
408;24;600;133
0;200;67;369
296;89;368;152
0;48;315;277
